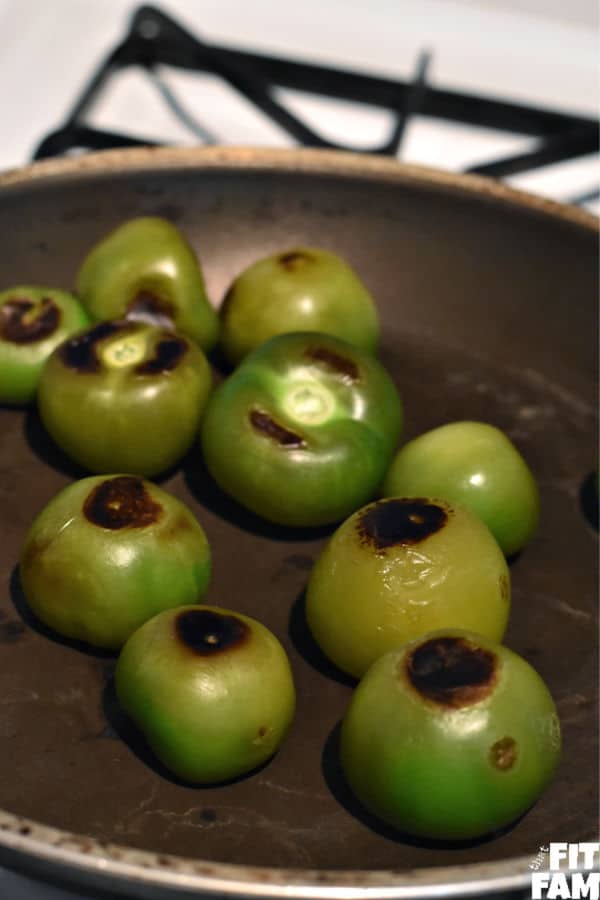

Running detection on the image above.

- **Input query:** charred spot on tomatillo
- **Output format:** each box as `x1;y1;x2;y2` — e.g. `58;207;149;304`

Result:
357;498;449;550
249;410;305;447
199;332;403;527
19;475;211;650
135;336;187;374
37;319;212;476
304;345;359;381
1;296;61;343
60;320;126;373
174;608;250;656
0;286;90;405
83;475;163;529
404;635;498;708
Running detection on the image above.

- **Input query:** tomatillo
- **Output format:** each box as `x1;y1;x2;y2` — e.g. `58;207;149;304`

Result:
340;630;561;840
19;475;211;650
381;421;540;556
219;247;379;366
200;332;403;527
0;286;89;405
305;497;510;678
37;319;212;476
76;217;219;351
115;605;296;783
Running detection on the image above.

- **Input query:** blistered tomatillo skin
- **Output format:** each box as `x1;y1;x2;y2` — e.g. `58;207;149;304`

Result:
37;319;212;476
219;247;379;366
200;332;403;527
76;217;219;351
340;630;561;840
115;605;296;783
381;421;540;556
19;475;211;650
305;497;510;678
0;286;89;405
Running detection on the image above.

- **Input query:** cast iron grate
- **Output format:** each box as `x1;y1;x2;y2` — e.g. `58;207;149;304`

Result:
32;4;600;202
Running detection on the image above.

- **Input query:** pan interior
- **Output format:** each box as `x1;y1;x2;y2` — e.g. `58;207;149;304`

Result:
0;155;596;877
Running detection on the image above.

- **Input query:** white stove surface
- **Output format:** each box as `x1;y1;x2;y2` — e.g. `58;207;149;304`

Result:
0;2;598;898
1;0;598;211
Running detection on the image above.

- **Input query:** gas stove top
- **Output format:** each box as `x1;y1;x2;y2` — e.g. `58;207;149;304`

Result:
1;2;599;213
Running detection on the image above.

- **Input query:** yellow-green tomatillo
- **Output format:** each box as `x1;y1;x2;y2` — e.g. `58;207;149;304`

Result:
305;497;510;678
76;217;219;351
0;286;89;405
19;475;211;650
37;319;212;476
115;605;296;783
341;630;561;840
220;247;379;366
381;421;540;556
200;332;403;527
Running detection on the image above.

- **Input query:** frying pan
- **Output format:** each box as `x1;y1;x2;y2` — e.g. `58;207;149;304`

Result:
0;147;597;899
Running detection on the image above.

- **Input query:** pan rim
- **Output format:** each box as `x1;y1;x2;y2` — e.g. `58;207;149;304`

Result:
0;144;596;898
0;808;537;897
0;145;598;233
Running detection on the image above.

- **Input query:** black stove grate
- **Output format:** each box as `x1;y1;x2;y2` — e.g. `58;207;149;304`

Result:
33;4;599;200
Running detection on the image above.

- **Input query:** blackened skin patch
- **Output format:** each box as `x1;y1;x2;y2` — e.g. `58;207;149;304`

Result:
135;337;187;375
490;736;517;770
250;409;305;448
278;250;314;271
357;499;447;550
175;609;249;656
125;290;176;329
60;320;131;373
305;346;359;382
0;297;60;344
405;636;497;708
83;476;162;529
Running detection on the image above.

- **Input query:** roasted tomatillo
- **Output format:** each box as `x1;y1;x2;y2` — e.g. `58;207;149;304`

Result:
0;286;89;405
19;475;211;650
341;630;561;840
306;497;510;678
200;332;403;527
37;319;212;476
116;605;296;783
220;247;379;365
76;217;219;351
381;421;540;556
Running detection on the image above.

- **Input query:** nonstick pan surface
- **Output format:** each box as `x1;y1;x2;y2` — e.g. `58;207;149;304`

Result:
0;147;597;899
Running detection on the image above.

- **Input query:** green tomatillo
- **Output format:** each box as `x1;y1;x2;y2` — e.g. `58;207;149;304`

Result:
37;319;212;476
19;475;211;650
305;496;510;678
0;286;89;405
76;217;219;351
340;629;561;840
381;421;540;556
219;247;380;366
115;604;296;783
200;332;403;527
